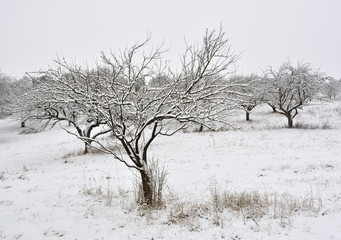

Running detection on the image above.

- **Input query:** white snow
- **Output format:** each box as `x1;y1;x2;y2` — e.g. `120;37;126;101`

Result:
1;100;341;239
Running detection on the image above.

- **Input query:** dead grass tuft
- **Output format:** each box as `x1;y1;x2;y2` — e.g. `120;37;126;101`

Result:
134;156;168;209
82;177;114;207
166;200;207;231
61;149;84;159
165;186;323;229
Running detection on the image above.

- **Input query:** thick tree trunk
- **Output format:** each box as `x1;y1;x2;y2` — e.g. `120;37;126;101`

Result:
286;114;293;128
21;121;25;128
140;169;153;205
246;112;250;121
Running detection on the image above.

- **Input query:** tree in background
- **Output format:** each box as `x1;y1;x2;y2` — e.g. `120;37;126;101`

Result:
18;73;110;153
264;60;323;128
0;70;31;121
321;76;341;100
0;70;12;117
229;74;263;121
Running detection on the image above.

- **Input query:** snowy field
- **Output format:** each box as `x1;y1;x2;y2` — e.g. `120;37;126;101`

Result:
1;100;341;239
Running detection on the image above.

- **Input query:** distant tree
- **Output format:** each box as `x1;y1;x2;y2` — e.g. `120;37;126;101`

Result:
0;71;12;117
321;76;341;100
256;75;278;113
40;28;241;206
19;73;110;153
264;60;323;128
230;74;263;121
0;71;31;120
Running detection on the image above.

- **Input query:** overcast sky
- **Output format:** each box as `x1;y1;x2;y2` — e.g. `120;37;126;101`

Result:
1;0;340;79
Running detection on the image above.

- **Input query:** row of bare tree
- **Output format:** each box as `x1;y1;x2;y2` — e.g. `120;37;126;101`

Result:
232;61;330;127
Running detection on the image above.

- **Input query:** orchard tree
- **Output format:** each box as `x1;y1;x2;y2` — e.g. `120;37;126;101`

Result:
0;71;31;120
257;75;278;113
0;71;12;117
41;28;241;206
264;60;323;128
230;74;263;121
19;73;110;153
321;76;340;100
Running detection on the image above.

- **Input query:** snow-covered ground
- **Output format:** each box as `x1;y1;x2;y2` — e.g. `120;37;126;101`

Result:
1;100;341;239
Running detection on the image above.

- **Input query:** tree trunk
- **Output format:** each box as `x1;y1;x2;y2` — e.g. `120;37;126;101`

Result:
140;170;153;205
21;121;25;128
83;127;93;154
246;112;250;121
84;140;92;154
286;114;293;128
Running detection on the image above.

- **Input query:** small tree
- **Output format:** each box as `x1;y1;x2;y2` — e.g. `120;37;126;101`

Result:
0;71;31;120
321;76;341;100
264;60;323;128
0;71;12;118
18;73;110;153
42;28;240;206
230;74;263;121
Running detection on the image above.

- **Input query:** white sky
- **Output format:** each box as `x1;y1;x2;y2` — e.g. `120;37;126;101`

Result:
1;0;340;79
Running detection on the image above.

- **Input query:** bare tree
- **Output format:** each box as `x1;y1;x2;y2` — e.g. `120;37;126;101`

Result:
18;73;110;153
230;74;263;121
0;70;12;118
321;76;341;100
264;60;323;128
0;71;31;122
39;28;240;206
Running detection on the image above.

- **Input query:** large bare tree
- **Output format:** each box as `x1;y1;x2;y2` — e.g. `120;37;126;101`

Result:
38;28;241;205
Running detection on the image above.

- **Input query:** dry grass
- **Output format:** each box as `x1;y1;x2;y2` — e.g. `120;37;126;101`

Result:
164;186;322;230
82;176;114;207
166;200;208;231
61;149;84;159
294;122;333;129
134;156;168;209
213;187;321;227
